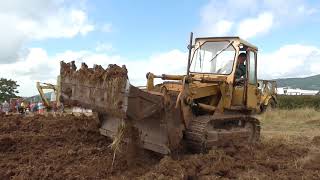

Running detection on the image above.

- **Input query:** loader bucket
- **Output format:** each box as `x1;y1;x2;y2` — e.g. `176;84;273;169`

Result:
59;61;184;154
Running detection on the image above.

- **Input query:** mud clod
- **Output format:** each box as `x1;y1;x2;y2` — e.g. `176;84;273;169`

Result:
312;136;320;146
300;151;320;170
0;137;16;152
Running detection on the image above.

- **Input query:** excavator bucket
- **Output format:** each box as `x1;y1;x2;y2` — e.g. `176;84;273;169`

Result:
59;61;183;154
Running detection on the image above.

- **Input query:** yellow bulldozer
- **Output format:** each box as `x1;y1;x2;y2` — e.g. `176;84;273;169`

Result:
59;33;262;154
258;80;277;112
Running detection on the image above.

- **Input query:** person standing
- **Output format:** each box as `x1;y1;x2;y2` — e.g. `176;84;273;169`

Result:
32;102;38;112
2;100;10;115
15;99;20;113
30;103;34;113
38;101;44;114
20;101;26;114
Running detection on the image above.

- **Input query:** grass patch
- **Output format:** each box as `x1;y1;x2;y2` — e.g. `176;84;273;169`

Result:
277;95;320;109
258;108;320;137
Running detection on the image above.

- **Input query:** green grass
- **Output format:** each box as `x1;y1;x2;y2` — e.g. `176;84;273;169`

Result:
277;95;320;109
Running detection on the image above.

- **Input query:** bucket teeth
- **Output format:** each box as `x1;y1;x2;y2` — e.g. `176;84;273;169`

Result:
59;61;129;116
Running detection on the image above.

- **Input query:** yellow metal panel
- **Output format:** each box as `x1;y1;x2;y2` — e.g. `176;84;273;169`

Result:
223;83;233;108
163;83;182;92
246;84;259;110
232;86;244;106
190;85;219;99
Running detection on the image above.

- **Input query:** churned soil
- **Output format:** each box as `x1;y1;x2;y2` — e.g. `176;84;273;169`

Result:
0;114;319;179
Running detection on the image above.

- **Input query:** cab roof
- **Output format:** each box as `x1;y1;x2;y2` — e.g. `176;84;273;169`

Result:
195;36;258;51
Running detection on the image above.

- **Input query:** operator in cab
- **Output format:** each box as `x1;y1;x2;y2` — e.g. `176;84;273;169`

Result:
235;53;246;79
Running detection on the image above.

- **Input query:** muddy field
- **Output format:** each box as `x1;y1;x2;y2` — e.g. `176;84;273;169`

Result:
0;111;320;179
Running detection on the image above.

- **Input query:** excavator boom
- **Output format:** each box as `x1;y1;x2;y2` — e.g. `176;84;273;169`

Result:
36;82;55;108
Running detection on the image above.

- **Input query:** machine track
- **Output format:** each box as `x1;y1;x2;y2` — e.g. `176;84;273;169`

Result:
184;115;260;153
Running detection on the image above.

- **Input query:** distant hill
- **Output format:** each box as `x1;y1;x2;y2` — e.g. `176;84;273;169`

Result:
25;92;52;103
273;74;320;90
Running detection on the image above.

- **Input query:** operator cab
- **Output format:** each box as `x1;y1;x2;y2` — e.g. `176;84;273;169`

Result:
190;37;257;81
190;37;259;112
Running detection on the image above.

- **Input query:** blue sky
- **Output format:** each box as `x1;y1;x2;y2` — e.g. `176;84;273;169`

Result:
30;0;320;55
29;0;203;57
0;0;320;96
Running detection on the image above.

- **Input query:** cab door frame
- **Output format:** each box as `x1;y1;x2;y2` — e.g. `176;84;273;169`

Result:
245;48;259;111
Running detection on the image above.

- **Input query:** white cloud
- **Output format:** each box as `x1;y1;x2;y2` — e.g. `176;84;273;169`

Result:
126;50;187;85
198;0;258;36
198;0;318;38
0;0;95;64
1;43;320;96
237;12;273;39
259;44;320;79
0;48;187;96
17;9;94;40
263;0;316;16
0;48;54;96
204;20;234;36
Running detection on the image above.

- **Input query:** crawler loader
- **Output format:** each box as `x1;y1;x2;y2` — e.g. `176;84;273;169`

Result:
59;33;262;154
258;80;277;112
